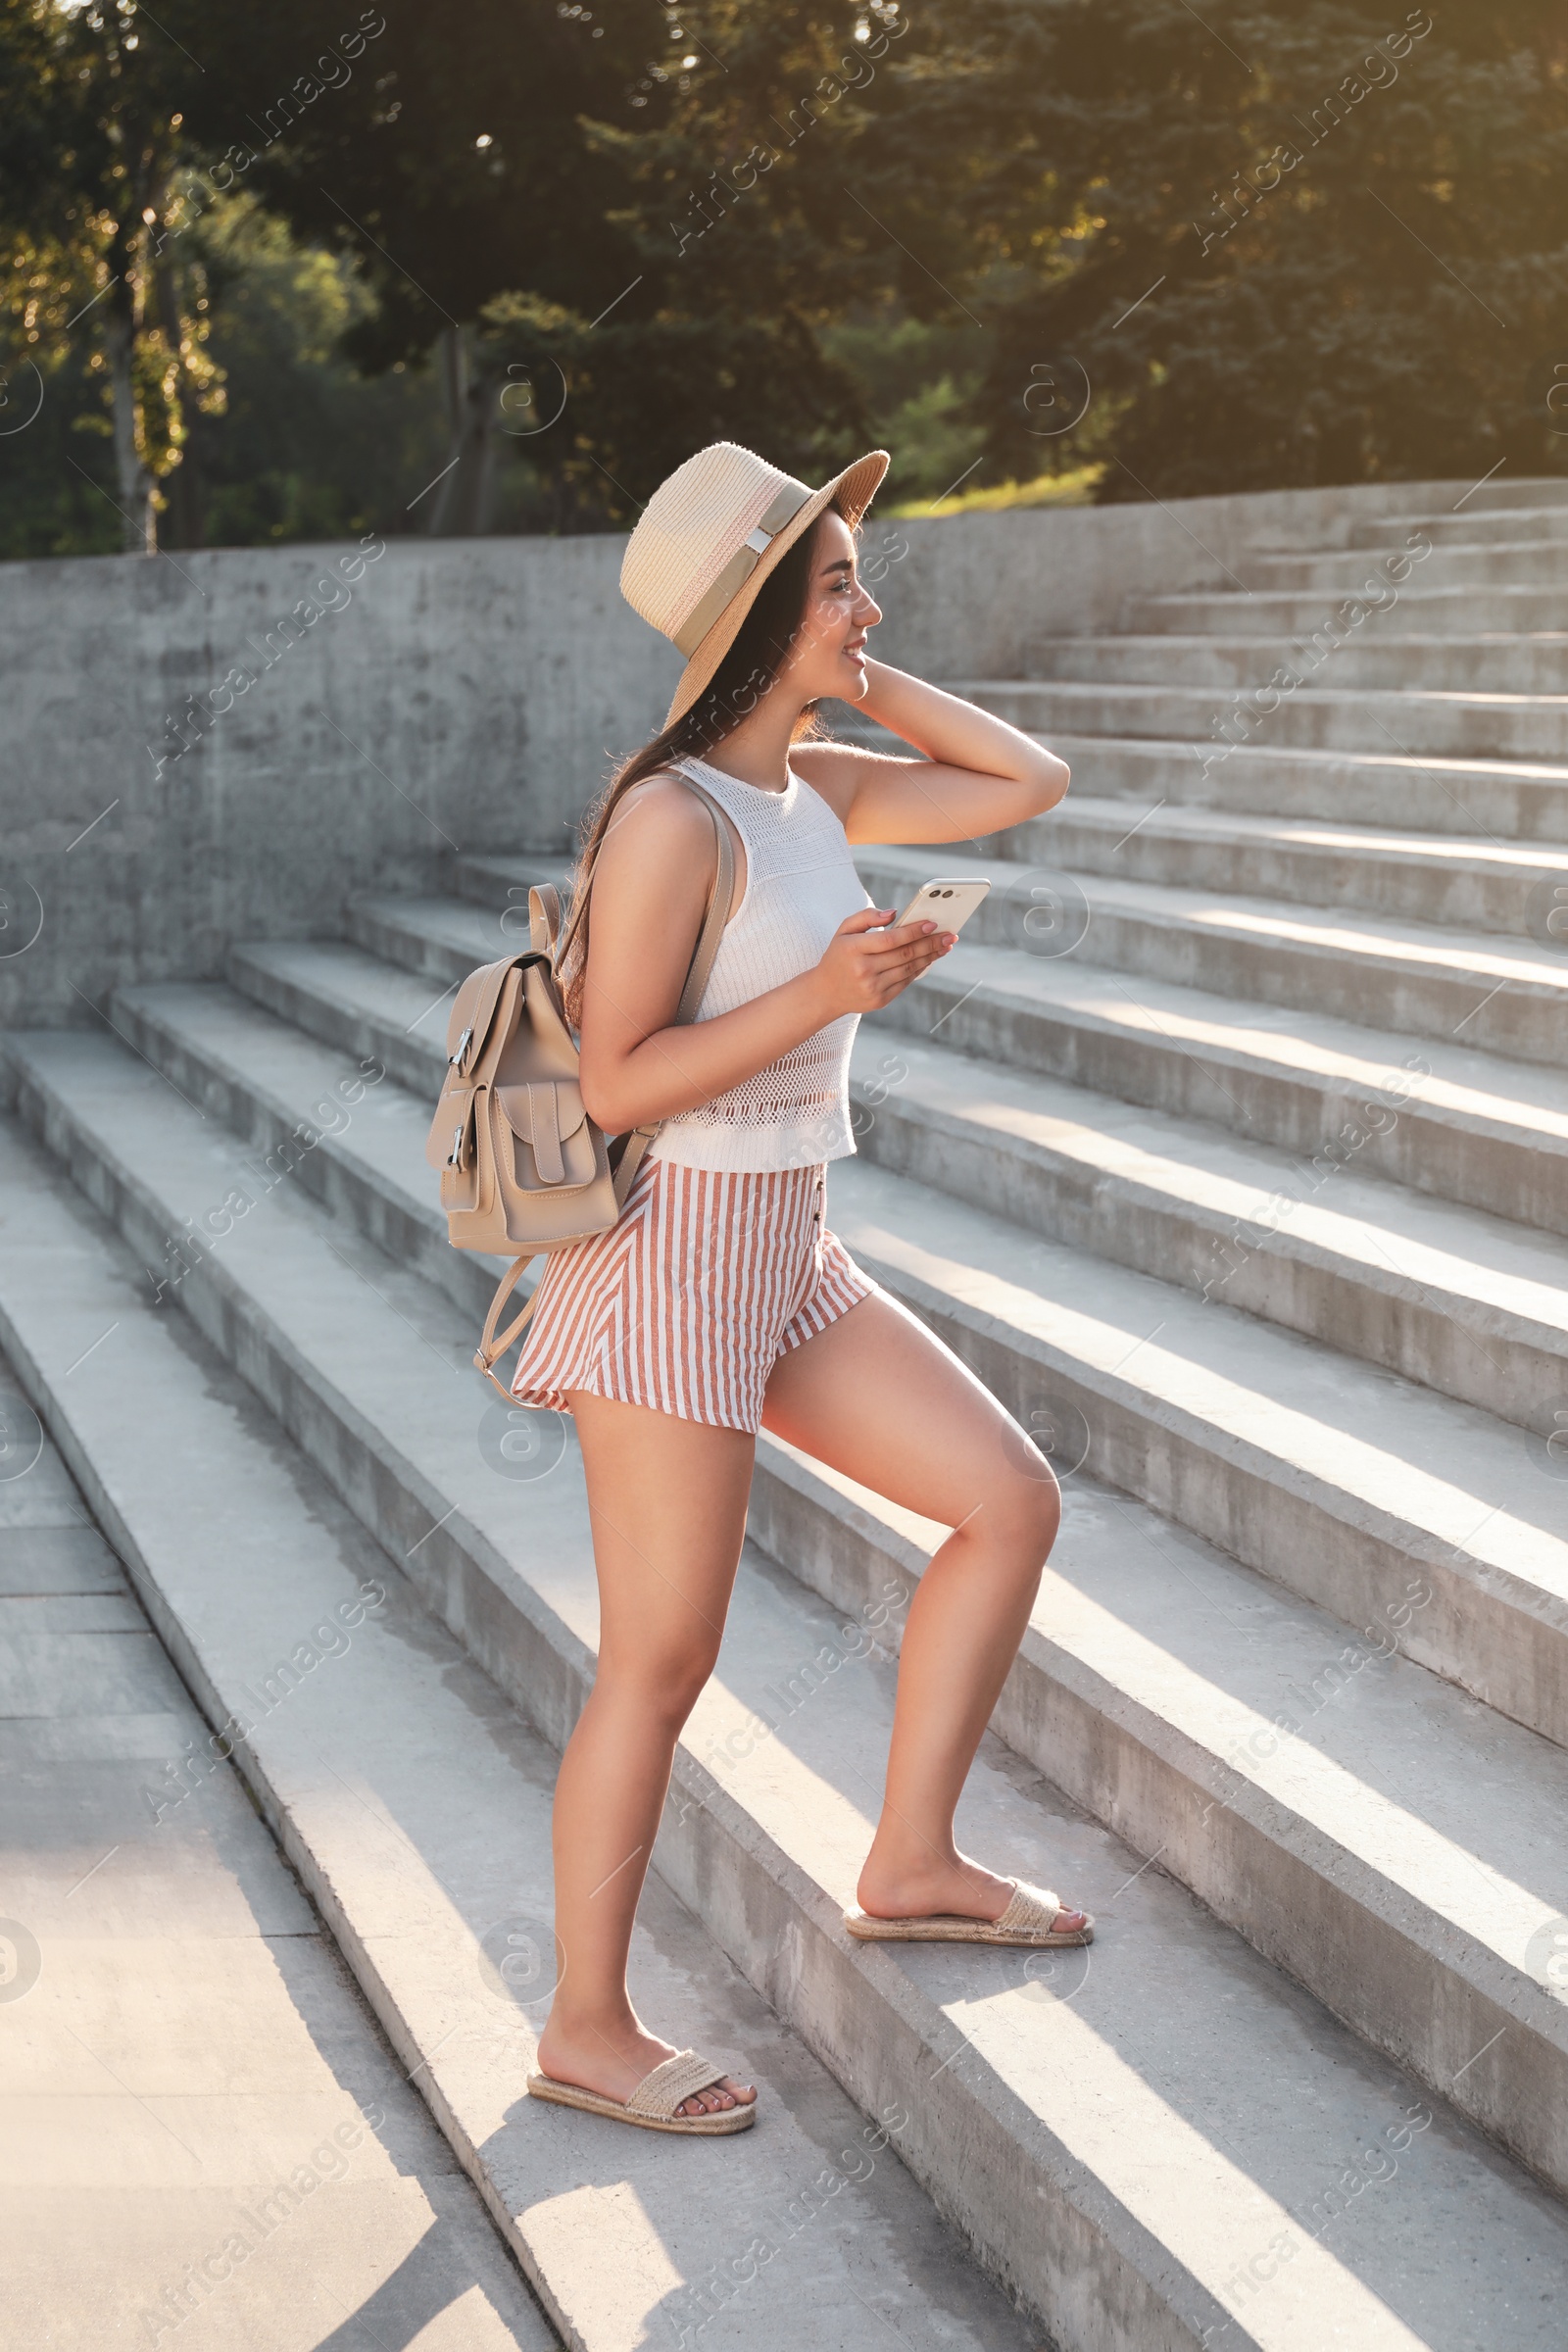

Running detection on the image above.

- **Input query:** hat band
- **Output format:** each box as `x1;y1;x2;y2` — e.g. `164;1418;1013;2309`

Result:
669;476;813;658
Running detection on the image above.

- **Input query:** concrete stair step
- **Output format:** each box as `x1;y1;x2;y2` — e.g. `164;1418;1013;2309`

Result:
0;1115;1034;2352
820;1149;1568;1743
425;842;1568;1078
1242;540;1568;594
842;1027;1568;1432
109;976;506;1311
102;975;1568;1741
455;853;577;917
1031;635;1568;697
226;934;493;1097
853;844;1568;1069
1122;585;1568;639
100;976;1568;1752
454;812;1568;944
0;1366;564;2351
986;805;1566;939
347;892;521;986
1336;481;1568;516
956;679;1568;763
226;922;1568;1247
878;935;1568;1234
750;1429;1568;2211
1339;504;1568;549
966;733;1568;843
8;1035;1568;2341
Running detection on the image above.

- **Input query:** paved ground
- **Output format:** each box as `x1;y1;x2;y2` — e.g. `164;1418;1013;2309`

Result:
0;1361;557;2352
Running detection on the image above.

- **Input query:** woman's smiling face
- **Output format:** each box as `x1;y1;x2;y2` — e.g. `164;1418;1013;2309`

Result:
774;509;883;705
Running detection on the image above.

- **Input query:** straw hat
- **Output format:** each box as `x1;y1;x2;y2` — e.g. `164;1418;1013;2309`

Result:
620;440;889;727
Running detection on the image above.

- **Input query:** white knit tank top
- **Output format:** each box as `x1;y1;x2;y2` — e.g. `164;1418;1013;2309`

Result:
645;753;873;1173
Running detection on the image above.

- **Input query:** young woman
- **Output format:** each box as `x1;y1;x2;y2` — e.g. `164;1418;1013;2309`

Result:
515;442;1084;2136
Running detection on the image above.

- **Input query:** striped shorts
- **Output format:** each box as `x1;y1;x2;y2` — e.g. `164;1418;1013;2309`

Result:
509;1156;878;1434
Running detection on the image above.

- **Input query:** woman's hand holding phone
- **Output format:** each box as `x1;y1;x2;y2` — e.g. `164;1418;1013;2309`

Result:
807;904;955;1018
804;878;989;1021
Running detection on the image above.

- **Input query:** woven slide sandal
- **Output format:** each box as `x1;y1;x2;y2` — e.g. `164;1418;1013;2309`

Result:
526;2047;758;2135
844;1878;1095;1947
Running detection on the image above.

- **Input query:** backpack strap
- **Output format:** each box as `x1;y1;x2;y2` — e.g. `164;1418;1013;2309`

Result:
603;783;735;1207
473;1249;546;1400
529;884;561;959
673;784;736;1022
472;782;737;1403
552;767;736;998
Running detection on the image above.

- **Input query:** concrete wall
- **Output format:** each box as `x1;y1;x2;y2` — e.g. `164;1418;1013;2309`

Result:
0;473;1527;1026
1;531;666;1028
865;473;1490;678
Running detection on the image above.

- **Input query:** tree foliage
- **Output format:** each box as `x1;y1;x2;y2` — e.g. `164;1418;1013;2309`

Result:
207;0;896;515
2;0;1565;552
846;0;1568;495
0;0;222;547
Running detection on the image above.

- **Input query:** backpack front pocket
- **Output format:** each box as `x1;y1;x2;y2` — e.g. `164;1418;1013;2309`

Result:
494;1080;598;1192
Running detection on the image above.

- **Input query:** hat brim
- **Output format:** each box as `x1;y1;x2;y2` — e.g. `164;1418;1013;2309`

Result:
662;449;890;729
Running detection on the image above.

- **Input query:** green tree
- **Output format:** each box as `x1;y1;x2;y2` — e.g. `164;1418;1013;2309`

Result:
531;1;915;511
847;0;1568;497
181;194;448;548
169;0;902;525
0;0;222;550
168;0;655;530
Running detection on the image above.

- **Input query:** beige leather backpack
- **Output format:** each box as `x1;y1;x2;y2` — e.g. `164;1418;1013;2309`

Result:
425;776;736;1400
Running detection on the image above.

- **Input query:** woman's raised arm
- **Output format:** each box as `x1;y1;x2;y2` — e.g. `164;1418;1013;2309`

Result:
794;658;1069;845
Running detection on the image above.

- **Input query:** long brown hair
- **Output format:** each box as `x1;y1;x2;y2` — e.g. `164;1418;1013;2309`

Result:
557;501;845;1031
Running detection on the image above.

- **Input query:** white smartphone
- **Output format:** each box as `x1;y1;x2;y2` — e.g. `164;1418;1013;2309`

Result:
889;876;992;937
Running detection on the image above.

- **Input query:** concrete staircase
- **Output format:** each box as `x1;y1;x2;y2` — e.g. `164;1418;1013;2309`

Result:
8;482;1568;2348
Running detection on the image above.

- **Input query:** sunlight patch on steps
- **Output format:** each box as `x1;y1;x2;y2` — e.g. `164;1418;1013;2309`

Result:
520;2184;682;2352
842;1219;1568;1600
683;1674;878;1911
956;1999;1438;2352
1062;802;1568;869
1028;1579;1562;1961
754;1430;1566;1973
973;963;1568;1133
870;1072;1568;1323
1167;900;1568;983
1004;730;1568;783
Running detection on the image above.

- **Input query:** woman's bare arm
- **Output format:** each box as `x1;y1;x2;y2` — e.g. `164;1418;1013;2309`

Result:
573;774;952;1136
793;659;1069;844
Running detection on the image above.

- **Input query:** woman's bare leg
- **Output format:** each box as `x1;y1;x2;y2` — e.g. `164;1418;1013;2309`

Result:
535;1392;759;2117
762;1290;1084;1931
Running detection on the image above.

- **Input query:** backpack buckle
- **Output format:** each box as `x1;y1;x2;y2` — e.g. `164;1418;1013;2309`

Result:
446;1125;466;1169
